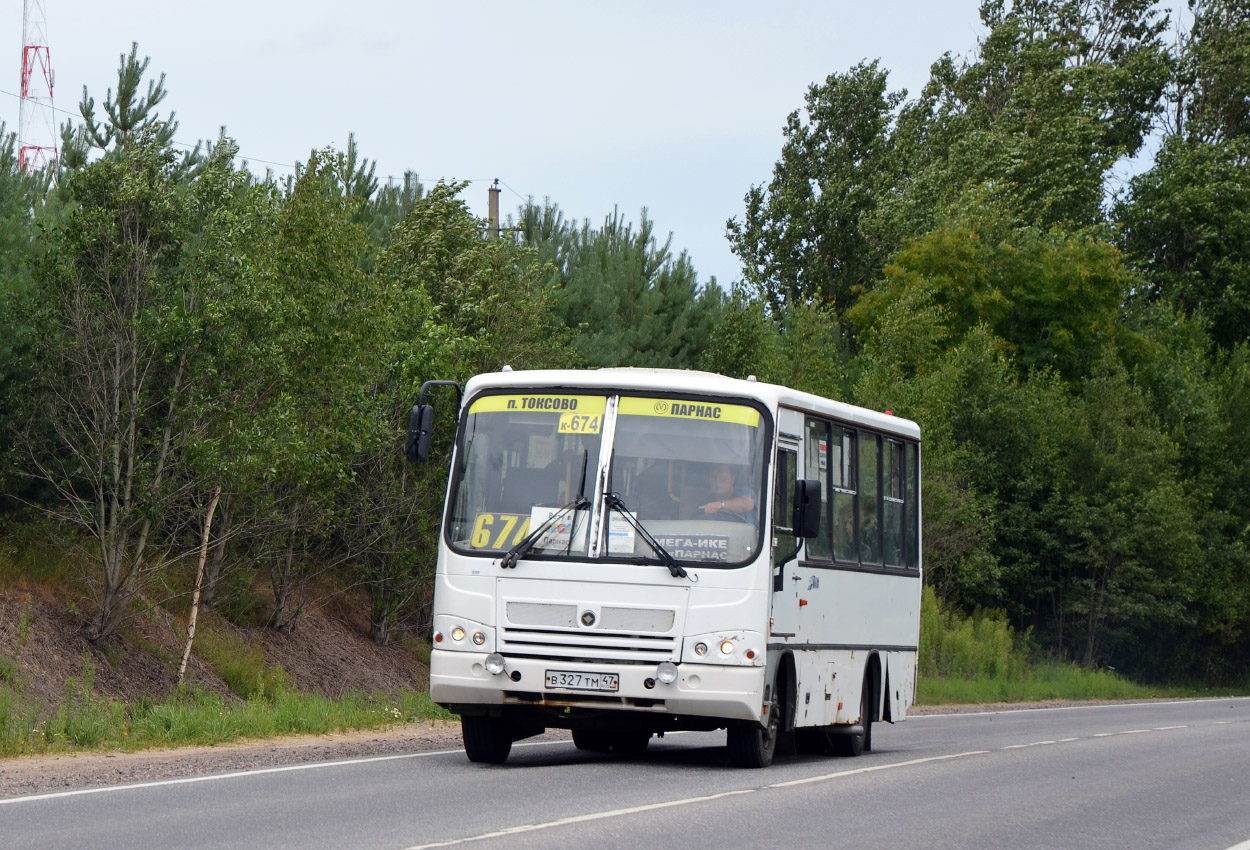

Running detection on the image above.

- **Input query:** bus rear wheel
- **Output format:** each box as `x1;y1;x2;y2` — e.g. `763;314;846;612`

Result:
610;731;651;756
830;678;873;757
572;728;613;752
573;728;651;755
462;715;512;764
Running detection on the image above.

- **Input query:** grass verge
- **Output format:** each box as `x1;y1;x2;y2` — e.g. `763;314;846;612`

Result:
915;585;1249;704
0;657;452;758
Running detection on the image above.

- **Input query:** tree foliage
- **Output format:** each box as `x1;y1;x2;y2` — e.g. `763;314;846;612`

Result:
519;200;724;368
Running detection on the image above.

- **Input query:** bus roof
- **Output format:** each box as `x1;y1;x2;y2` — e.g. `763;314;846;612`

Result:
460;367;921;441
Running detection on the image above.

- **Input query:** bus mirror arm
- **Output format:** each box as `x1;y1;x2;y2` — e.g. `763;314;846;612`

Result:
774;544;801;591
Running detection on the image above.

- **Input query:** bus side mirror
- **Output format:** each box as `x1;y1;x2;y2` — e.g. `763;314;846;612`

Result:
793;479;822;539
406;404;435;463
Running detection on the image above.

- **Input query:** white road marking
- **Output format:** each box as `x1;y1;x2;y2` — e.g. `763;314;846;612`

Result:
909;696;1250;720
0;735;590;807
1121;729;1151;734
1221;840;1250;850
1057;737;1079;742
0;748;466;806
766;751;989;788
402;751;990;848
1153;726;1187;731
401;789;756;849
1093;733;1115;737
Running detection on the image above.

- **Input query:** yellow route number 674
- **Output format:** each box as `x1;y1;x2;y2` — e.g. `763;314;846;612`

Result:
470;513;531;549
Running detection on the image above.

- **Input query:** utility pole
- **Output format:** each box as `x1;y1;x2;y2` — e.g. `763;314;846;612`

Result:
488;178;501;238
19;0;58;173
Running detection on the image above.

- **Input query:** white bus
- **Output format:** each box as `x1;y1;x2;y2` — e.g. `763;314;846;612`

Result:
408;368;921;767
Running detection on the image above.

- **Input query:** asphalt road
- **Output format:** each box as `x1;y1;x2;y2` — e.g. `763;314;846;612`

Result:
3;698;1248;850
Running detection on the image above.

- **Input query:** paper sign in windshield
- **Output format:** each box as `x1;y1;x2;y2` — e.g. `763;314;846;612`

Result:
530;505;588;550
607;512;637;555
653;534;732;561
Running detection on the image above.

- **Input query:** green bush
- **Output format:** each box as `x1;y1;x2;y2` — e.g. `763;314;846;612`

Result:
919;585;1025;682
194;623;289;700
916;585;1182;704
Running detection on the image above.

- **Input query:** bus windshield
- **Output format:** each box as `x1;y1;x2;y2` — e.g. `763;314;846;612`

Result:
445;392;768;566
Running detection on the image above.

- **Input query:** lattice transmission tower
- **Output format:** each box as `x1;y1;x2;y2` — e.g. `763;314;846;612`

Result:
19;0;58;172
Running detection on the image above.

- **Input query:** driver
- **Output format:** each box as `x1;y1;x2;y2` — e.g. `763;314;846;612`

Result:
699;463;757;522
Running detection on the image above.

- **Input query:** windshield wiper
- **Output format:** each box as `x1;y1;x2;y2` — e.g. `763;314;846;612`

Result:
499;495;587;569
603;493;687;579
500;450;590;569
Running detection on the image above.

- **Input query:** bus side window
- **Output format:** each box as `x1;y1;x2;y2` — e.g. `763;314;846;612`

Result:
804;418;832;560
859;432;882;566
884;439;905;567
907;442;920;569
832;428;857;563
773;450;796;556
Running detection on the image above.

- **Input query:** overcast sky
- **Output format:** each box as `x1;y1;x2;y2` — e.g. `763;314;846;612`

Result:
7;1;989;287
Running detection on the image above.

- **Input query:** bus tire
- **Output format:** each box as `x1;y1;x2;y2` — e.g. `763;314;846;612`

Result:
462;715;512;764
830;679;872;757
727;693;779;768
610;731;651;756
572;728;613;752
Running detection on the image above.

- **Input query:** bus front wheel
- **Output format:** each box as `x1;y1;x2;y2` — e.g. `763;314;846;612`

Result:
462;715;512;764
727;693;779;768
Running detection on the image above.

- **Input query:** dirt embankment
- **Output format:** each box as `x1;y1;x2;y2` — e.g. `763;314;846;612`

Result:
0;580;440;797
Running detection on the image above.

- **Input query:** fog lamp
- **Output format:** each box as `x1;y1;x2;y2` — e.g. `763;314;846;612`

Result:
656;661;679;684
719;640;736;655
484;653;506;675
472;631;485;646
451;626;466;642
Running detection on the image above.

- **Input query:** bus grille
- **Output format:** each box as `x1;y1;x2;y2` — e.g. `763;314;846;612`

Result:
499;627;677;663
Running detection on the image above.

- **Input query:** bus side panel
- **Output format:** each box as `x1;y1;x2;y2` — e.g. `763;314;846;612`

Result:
795;568;919;648
783;568;919;727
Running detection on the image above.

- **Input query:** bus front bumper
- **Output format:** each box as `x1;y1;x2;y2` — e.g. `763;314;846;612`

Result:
430;649;764;724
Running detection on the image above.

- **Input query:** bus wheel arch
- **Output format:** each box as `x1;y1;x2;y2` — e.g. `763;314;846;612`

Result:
777;651;797;734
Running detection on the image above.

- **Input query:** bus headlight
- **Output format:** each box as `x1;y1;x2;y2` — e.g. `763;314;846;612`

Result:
694;642;708;656
656;661;679;684
472;631;485;646
485;654;506;675
720;640;736;656
451;626;466;642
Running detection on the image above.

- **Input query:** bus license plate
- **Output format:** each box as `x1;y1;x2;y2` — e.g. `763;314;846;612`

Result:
544;670;619;692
